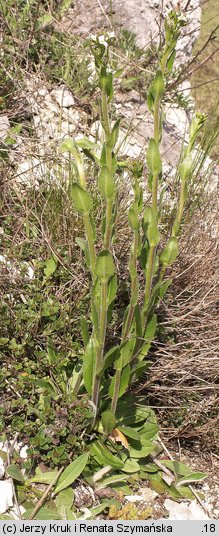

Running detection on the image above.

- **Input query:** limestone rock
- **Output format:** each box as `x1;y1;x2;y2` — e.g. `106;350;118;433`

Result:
164;499;209;520
0;481;14;514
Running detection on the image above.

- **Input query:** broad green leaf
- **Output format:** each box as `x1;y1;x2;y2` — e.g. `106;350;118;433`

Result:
98;165;115;199
96;474;128;489
144;314;157;341
76;138;99;151
118;427;141;441
158;278;172;299
91;302;99;337
147;220;160;247
142;207;159;247
111;118;121;148
68;361;83;394
80;316;90;347
101;410;116;434
176;486;199;500
6;464;25;482
149;280;171;309
121;459;140;473
165;484;183;500
128;206;139;230
23;508;61;520
146;138;162;176
135;304;142;338
131;361;151;380
107;274;117;306
109;365;131;399
116;396;151;426
60;0;74;16
36;13;54;29
179;154;193;180
75;237;90;268
176;472;207;488
95;250;115;280
167;50;176;72
101;345;120;374
129;440;154;459
54;452;89;495
60;138;77;154
44;255;57;278
147;472;166;494
138;415;159;441
34;378;57;393
83;338;96;395
115;339;135;370
28;468;59;485
160;237;179;266
151;70;165;100
147;88;154;112
70;183;93;214
143;206;155;228
55;488;74;518
139;462;158;474
90;441;124;469
137;343;150;362
161;460;192;477
99;67;113;100
0;450;7;462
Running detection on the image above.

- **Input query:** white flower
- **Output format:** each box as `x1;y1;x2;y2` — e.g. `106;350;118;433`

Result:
108;31;116;39
98;35;108;47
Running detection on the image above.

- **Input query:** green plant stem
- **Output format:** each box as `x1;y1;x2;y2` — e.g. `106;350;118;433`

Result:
91;279;107;410
141;96;160;331
111;369;121;414
83;213;96;277
153;96;160;145
172;179;186;237
111;230;139;414
141;245;155;329
101;90;114;249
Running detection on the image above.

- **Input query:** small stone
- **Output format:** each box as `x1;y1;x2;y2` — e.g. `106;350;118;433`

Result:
0;457;5;478
0;115;10;140
0;481;14;514
19;445;29;459
141;487;158;502
164;499;209;520
125;495;144;503
51;87;75;108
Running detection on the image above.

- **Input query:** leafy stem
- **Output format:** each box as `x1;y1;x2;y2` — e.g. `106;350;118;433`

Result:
92;278;108;410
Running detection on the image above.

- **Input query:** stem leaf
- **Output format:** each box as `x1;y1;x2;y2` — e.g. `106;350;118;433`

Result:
96;250;115;280
70;183;93;214
54;452;89;495
98;165;115;199
146;138;162;176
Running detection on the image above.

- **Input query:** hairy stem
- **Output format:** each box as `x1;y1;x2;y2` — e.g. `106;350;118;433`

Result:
91;279;108;411
111;369;121;415
83;213;96;277
101;91;114;249
111;230;139;413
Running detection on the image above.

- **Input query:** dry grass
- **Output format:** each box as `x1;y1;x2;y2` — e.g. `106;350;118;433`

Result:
139;196;219;449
